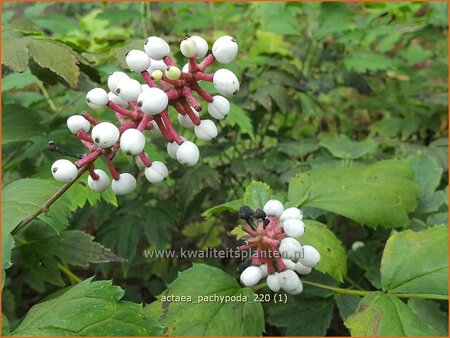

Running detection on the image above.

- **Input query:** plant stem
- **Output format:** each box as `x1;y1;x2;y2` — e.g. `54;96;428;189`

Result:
57;263;82;284
37;81;57;113
11;165;90;236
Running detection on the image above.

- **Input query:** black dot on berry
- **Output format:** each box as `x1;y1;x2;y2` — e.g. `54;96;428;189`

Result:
231;38;237;42
86;98;91;102
125;51;130;56
138;102;142;107
95;138;100;143
52;167;58;173
126;151;131;155
144;40;148;45
233;90;239;95
116;88;121;93
109;72;113;76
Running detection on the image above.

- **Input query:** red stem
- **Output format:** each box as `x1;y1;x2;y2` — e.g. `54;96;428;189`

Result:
106;158;120;180
198;54;215;71
242;225;257;237
141;70;158;88
75;149;102;168
182;86;202;111
188;57;199;72
81;111;99;125
191;82;213;102
88;166;100;180
163;56;176;67
138;152;152;167
107;101;140;120
76;130;93;143
119;121;138;134
195;72;214;82
172;101;186;115
115;112;127;125
160;110;183;145
180;98;201;125
165;88;180;100
137;113;151;132
154;115;174;142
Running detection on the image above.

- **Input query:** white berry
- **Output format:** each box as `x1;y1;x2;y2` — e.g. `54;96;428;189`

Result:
144;36;170;60
180;37;197;58
86;88;109;109
287;281;304;295
151;70;164;81
178;108;199;128
208;95;230;120
283;219;305;238
282;258;296;270
280;207;303;222
240;266;262;287
108;71;129;94
108;91;128;108
213;69;240;96
299;245;320;268
267;273;281;292
182;63;190;73
263;199;284;217
279;237;302;260
137;87;168;115
51;159;78;183
278;269;301;293
166;137;186;159
87;169;110;193
259;264;268;278
67;115;90;134
91;122;120;148
176;141;200;166
191;35;208;58
120;129;145;155
295;261;312;275
212;35;238;64
150;121;161;135
147;58;168;73
116;78;142;102
165;66;181;80
145;161;169;184
126;49;151;72
111;173;136;195
194;119;218;141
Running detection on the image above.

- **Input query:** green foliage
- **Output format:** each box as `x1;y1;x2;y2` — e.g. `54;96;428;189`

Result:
144;264;264;336
11;278;162;336
345;292;441;336
380;225;448;297
2;1;448;336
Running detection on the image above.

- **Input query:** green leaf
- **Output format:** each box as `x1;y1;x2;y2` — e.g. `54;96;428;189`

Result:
201;199;243;218
287;172;312;208
27;39;80;89
2;104;45;144
344;51;394;72
267;298;334;335
2;314;10;335
2;179;73;285
11;278;162;336
227;103;255;139
97;216;140;259
243;181;272;209
301;220;347;282
408;154;444;213
144;264;264;336
334;294;361;321
2;70;39;91
1;34;30;72
316;2;354;38
320;135;378;160
380;225;448;296
182;219;224;249
345;292;440;336
295;161;420;228
347;242;382;289
256;2;301;36
407;299;448;335
144;206;175;250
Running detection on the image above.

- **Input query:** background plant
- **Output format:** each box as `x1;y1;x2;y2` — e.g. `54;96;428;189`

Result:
2;2;448;336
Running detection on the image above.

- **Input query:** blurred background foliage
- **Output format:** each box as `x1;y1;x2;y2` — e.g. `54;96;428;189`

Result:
2;1;448;336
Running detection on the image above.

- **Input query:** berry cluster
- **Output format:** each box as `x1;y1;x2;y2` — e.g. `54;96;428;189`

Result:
238;200;320;295
51;35;239;195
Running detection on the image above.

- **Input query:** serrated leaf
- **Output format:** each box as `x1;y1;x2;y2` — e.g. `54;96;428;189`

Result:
27;39;80;89
144;206;175;250
1;34;30;72
334;294;361;321
201;199;243;218
293;161;420;228
407;299;448;335
287;172;312;208
97;216;140;259
11;278;162;336
2;70;39;91
2;104;45;144
301;220;347;282
345;292;440;336
243;181;272;209
320;134;378;160
267;298;334;335
2;179;73;285
227;103;255;139
144;264;264;336
344;51;394;72
380;225;448;297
